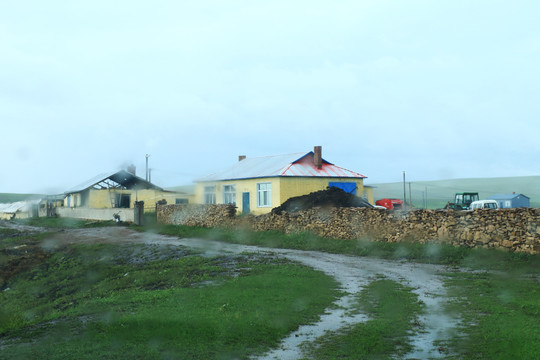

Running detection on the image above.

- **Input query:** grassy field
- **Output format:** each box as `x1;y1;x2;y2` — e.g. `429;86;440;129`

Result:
155;225;540;359
0;225;340;359
2;219;539;359
442;271;539;359
370;175;540;208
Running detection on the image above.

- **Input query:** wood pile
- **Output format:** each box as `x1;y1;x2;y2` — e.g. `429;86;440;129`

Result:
157;204;540;254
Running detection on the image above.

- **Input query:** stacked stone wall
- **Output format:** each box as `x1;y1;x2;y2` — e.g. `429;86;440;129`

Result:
157;204;540;254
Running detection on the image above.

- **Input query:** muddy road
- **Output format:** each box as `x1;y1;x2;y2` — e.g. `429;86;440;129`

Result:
5;225;460;359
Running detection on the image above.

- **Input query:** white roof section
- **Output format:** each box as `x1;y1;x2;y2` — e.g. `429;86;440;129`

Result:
197;152;367;182
0;200;40;213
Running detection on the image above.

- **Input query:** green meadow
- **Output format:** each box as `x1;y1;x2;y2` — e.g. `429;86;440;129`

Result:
371;175;540;208
1;215;539;359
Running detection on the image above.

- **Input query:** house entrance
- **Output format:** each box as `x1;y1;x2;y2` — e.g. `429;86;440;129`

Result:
242;192;250;213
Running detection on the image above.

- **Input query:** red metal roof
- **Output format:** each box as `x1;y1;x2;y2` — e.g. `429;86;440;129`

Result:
197;151;367;182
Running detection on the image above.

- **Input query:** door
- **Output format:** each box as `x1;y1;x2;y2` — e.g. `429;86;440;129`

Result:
242;192;250;214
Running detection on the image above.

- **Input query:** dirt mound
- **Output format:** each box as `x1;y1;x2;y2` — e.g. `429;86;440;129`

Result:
271;187;373;215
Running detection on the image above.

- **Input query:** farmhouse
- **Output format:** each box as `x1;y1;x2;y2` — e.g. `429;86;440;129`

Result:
63;167;187;212
488;193;530;209
195;146;373;215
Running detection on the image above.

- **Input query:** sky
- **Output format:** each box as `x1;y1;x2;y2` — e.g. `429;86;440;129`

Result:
1;0;539;194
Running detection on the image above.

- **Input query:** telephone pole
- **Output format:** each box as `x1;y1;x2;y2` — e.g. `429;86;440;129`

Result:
403;171;406;208
145;154;150;181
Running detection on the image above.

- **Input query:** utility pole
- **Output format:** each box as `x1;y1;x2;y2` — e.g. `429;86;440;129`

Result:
409;182;412;208
145;154;150;181
403;171;406;209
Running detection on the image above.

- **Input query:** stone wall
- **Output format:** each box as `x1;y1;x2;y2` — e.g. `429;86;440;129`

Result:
157;204;540;254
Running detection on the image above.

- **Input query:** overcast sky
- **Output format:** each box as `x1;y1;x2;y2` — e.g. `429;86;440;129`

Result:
1;0;539;194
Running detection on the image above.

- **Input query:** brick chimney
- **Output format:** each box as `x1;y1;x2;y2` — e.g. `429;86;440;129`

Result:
314;146;322;169
127;164;136;175
238;155;246;162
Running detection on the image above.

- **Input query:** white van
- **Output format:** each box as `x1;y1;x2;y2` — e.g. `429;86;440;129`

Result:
470;200;500;210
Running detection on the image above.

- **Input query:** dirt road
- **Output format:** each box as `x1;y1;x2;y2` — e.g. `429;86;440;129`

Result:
9;225;460;359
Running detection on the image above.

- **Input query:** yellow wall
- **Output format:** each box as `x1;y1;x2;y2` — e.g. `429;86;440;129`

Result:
196;178;280;215
196;177;371;215
64;193;83;208
65;189;187;212
363;187;374;205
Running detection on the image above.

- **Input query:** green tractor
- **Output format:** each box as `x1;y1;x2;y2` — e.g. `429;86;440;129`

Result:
444;192;479;210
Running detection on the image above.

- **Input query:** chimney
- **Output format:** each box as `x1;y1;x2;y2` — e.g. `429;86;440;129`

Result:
314;146;322;169
238;155;246;162
127;164;136;175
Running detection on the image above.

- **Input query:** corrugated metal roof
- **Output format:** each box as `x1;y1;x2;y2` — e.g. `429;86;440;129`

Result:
197;152;367;182
65;170;163;194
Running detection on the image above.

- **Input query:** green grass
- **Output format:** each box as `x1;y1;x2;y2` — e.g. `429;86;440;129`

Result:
303;277;424;359
0;236;340;359
153;224;539;271
151;225;539;359
372;175;540;208
3;219;539;359
442;271;540;360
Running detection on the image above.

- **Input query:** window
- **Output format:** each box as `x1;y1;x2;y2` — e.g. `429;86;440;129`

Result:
223;185;236;205
257;182;272;207
116;194;131;208
204;186;216;204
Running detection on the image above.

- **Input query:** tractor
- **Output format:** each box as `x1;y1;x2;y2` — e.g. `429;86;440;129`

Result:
444;192;479;210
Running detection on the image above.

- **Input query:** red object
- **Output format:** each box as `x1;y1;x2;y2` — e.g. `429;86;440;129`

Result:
375;198;404;210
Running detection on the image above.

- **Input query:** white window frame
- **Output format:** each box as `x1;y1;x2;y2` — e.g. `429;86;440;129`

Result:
257;182;272;207
223;184;236;205
204;185;216;204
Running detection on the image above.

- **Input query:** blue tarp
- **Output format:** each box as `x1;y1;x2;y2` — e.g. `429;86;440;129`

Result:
329;182;357;195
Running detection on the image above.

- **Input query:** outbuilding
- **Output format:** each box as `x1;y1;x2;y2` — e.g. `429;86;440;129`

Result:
488;193;530;209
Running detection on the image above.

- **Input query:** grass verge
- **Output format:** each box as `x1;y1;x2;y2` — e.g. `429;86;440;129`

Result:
442;271;540;360
302;277;424;359
152;224;539;271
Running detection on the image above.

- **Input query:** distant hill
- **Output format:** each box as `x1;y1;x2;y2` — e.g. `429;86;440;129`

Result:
0;193;43;204
369;176;540;209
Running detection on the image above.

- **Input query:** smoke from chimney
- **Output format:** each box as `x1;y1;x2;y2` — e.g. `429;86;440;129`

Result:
127;164;136;175
314;146;322;169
